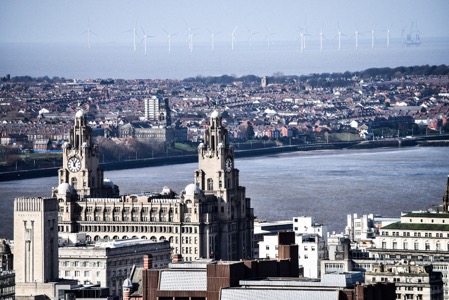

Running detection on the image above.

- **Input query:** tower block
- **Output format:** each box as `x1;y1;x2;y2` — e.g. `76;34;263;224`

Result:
14;197;59;298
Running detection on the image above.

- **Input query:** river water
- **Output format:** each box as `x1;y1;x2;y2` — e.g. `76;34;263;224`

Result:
1;147;448;240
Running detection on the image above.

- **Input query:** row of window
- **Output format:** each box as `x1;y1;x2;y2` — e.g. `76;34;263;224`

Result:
381;240;448;251
383;231;447;238
75;224;199;234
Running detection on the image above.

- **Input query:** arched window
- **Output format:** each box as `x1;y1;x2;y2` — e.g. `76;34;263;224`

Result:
207;178;213;190
150;236;157;242
72;177;78;190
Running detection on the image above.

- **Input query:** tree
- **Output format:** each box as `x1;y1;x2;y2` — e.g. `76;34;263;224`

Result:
246;122;255;140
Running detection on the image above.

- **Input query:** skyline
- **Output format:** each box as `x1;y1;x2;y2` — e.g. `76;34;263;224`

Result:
1;0;449;80
1;0;448;47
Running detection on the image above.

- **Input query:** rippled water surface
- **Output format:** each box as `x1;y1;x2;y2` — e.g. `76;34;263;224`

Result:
1;147;448;239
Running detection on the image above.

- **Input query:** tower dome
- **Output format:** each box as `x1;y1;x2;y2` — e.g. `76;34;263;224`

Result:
103;178;115;188
123;278;133;288
210;110;220;119
185;183;201;196
57;183;73;194
75;109;84;118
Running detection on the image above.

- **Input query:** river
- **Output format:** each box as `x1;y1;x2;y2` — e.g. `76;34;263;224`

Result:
1;146;448;240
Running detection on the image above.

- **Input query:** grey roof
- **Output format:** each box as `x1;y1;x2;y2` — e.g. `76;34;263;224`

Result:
159;270;207;291
221;288;339;300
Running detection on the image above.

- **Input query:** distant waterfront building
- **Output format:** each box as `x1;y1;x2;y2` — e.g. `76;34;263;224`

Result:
261;76;267;88
56;110;254;261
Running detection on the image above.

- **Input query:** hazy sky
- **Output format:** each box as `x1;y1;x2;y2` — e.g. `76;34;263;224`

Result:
1;0;448;46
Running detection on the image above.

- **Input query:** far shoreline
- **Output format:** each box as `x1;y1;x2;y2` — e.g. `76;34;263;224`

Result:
0;136;448;182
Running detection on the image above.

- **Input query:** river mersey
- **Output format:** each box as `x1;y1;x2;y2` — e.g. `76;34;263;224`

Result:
1;146;449;240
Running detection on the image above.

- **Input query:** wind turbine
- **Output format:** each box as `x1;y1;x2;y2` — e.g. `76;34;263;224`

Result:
302;25;310;49
351;27;363;51
265;26;275;49
140;26;154;56
297;27;305;54
335;25;346;51
231;26;238;50
124;22;139;52
208;30;220;51
386;25;393;48
184;21;198;52
189;32;199;52
371;28;376;49
162;28;176;53
319;27;328;52
82;19;96;49
247;28;258;48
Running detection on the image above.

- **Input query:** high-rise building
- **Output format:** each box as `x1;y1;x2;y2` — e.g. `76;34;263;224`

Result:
13;197;60;299
144;96;171;126
56;110;254;261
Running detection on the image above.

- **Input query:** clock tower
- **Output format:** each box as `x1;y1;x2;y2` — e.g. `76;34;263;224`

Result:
57;109;115;199
195;110;254;260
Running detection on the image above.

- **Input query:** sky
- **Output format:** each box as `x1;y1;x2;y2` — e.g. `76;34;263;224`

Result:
1;0;448;46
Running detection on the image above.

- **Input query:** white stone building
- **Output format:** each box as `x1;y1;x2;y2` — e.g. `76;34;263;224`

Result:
58;237;171;297
258;216;328;278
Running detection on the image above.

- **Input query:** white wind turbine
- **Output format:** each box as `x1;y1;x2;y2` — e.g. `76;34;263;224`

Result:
124;22;139;52
247;28;258;48
351;27;363;51
298;29;304;54
140;26;154;56
82;19;96;49
208;30;220;51
231;26;238;50
185;22;197;52
386;23;393;48
162;28;176;53
319;27;328;52
335;25;346;51
370;27;376;49
302;24;311;49
265;26;275;49
189;32;199;52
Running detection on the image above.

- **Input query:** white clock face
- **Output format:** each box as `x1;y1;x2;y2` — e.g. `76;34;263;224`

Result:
67;156;81;173
225;158;233;172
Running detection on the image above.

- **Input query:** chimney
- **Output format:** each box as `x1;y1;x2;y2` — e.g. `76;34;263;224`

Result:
143;254;153;270
172;254;183;263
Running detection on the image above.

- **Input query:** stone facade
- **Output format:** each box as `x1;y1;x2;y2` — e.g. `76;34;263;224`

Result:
56;110;254;261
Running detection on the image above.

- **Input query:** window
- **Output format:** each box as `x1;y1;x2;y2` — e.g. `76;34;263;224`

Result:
403;242;408;250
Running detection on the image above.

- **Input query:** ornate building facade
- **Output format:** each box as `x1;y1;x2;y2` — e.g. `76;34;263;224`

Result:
56;110;254;261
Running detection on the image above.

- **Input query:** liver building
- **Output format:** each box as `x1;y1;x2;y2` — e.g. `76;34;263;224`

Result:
55;109;254;261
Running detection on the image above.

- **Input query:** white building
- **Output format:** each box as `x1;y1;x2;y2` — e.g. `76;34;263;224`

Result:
58;237;171;297
258;216;328;278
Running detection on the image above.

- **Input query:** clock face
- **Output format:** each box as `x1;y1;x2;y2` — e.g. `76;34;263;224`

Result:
67;156;81;173
225;158;233;172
